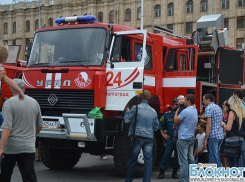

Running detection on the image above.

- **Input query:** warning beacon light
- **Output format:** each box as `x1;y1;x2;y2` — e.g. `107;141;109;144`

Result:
55;15;97;25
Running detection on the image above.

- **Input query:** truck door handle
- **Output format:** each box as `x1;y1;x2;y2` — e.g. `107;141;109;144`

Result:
133;82;142;89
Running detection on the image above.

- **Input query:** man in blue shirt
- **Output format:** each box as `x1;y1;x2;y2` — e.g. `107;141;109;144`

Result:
158;98;179;179
174;94;198;182
203;93;223;167
124;90;159;182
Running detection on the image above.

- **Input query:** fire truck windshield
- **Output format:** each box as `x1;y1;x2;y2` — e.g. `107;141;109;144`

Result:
28;28;106;67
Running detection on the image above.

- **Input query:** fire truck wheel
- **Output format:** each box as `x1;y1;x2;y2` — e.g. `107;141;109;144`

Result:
113;133;157;176
38;142;81;170
113;133;130;176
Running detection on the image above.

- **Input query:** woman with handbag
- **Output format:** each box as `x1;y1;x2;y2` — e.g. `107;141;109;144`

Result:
221;95;245;167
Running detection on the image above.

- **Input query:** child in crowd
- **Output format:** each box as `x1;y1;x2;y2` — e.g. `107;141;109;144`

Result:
196;123;209;163
0;45;25;100
167;95;185;114
167;95;185;141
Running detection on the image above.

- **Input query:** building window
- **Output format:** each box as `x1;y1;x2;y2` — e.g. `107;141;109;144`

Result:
221;0;229;9
49;0;55;5
167;3;174;16
236;38;244;50
13;22;16;33
238;0;245;7
186;0;193;13
125;8;131;21
200;0;208;12
224;18;229;29
167;24;173;30
154;4;161;17
137;7;141;20
98;12;103;22
4;23;8;34
27;2;32;8
48;18;53;27
26;38;30;51
237;16;245;28
186;22;193;33
109;10;114;23
35;19;39;30
14;3;19;9
4;5;10;11
26;20;30;32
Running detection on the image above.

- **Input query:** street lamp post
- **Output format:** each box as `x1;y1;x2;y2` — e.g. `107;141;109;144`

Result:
140;0;144;30
117;0;119;24
38;0;41;27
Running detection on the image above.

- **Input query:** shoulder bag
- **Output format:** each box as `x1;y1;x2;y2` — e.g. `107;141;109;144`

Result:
221;110;242;158
130;105;138;147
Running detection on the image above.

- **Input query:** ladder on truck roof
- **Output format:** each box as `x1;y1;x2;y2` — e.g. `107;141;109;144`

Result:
154;25;188;39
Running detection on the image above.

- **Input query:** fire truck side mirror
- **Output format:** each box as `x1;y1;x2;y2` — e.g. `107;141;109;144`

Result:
106;51;114;69
106;61;114;68
27;42;33;60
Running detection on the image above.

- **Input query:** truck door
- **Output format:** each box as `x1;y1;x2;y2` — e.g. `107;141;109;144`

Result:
163;46;198;108
105;30;147;111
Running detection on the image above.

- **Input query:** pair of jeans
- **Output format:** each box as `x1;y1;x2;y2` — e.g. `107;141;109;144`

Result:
125;137;153;182
0;153;37;182
177;137;195;182
159;139;179;170
242;140;245;167
225;141;243;167
208;138;223;167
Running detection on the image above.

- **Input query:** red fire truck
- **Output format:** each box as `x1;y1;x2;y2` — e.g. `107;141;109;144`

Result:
19;14;245;173
1;45;25;108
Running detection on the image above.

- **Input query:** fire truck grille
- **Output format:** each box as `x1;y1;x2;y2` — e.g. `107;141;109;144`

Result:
25;89;94;115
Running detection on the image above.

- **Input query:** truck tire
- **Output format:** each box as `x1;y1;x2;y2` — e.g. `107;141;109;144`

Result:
113;133;157;176
38;142;81;170
113;133;130;176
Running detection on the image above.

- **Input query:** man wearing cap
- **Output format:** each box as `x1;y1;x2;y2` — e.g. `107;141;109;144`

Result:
158;98;179;179
0;79;43;182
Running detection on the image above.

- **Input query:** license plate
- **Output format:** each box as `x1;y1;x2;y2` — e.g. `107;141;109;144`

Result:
43;121;60;129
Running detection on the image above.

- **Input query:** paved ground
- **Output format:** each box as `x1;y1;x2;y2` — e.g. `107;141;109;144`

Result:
11;154;179;182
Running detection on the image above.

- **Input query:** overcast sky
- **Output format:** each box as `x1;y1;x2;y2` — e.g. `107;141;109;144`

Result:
1;0;17;5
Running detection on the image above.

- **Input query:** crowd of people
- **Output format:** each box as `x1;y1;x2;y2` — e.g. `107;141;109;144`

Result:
124;89;245;182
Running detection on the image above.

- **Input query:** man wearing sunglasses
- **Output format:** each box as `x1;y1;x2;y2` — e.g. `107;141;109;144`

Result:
158;97;179;179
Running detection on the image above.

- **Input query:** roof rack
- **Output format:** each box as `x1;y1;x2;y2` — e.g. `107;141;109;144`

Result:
154;25;187;39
